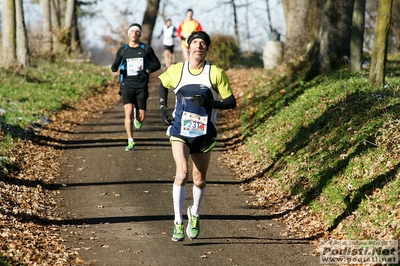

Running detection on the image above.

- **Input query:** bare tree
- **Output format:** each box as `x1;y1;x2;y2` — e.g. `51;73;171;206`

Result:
389;0;400;52
50;0;62;53
369;0;394;87
1;0;16;68
230;0;240;46
350;0;366;73
319;0;354;72
15;0;30;66
281;0;324;64
141;0;161;45
65;0;75;31
64;0;82;54
266;0;273;32
40;0;53;53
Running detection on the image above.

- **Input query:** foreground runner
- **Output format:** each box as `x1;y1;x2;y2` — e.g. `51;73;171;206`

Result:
158;31;237;241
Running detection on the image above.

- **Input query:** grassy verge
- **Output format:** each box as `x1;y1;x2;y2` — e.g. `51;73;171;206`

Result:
0;58;114;156
0;255;12;266
241;59;400;239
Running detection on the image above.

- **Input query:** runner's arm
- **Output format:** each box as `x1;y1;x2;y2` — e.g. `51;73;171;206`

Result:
176;23;183;39
192;94;236;109
159;83;169;107
159;83;172;125
111;47;123;72
146;46;161;73
196;21;203;32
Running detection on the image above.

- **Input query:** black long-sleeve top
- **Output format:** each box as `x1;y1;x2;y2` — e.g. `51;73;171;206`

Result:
111;43;161;89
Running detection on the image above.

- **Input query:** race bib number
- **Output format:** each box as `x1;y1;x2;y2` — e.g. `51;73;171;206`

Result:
181;111;207;137
126;58;143;76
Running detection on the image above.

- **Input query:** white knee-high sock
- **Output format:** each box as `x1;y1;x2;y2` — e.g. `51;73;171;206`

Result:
191;185;206;216
173;184;186;224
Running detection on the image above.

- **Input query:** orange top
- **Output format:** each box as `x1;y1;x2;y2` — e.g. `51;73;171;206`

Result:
176;20;203;48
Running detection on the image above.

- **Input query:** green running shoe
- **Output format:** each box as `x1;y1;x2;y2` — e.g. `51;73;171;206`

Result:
125;141;135;151
186;206;200;239
134;118;142;129
171;222;185;241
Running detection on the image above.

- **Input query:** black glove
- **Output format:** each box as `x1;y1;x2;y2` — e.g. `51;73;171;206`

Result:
111;63;118;72
138;68;150;78
161;106;172;125
191;94;213;108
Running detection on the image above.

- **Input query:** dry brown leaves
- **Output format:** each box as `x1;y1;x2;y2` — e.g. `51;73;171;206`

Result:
0;82;121;265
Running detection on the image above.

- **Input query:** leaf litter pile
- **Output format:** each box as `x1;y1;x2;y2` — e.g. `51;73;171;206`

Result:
0;81;122;265
1;67;389;264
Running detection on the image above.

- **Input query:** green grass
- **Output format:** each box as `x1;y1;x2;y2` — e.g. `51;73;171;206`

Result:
241;62;400;239
0;255;13;266
0;58;112;126
0;57;113;155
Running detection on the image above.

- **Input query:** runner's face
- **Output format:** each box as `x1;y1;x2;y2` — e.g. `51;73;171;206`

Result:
129;29;141;42
189;38;207;60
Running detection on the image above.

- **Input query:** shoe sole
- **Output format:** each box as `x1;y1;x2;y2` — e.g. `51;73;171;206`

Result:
171;237;185;241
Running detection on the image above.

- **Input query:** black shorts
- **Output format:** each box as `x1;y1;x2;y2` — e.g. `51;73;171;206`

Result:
164;45;174;53
120;86;149;110
170;135;217;154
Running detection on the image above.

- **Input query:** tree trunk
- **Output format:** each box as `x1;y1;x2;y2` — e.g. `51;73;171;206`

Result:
141;0;161;45
1;0;16;68
282;0;325;63
64;0;75;52
319;0;355;72
231;0;240;46
369;0;394;88
350;0;366;72
266;0;273;32
15;0;30;67
70;7;83;55
388;0;400;52
51;0;62;53
40;0;52;53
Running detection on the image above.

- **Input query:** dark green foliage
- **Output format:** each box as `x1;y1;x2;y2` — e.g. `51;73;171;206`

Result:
206;35;241;70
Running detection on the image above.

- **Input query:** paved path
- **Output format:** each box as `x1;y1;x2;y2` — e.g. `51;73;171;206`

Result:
57;74;321;266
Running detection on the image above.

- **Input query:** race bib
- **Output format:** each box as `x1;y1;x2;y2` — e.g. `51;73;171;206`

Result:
126;58;143;76
180;111;207;137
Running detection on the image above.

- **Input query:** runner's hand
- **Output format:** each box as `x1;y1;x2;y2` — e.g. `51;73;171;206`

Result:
138;69;150;78
161;106;172;125
191;94;213;108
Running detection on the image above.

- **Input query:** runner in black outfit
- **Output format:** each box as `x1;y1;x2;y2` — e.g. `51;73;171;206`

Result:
111;23;161;151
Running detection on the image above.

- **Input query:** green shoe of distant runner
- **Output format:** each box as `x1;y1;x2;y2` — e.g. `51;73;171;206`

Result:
134;118;142;129
125;141;135;151
186;206;200;239
171;222;185;241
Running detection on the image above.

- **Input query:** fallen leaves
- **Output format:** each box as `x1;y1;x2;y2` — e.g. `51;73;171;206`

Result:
0;82;121;264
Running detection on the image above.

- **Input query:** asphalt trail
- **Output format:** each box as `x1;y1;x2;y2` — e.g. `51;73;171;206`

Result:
57;73;321;266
